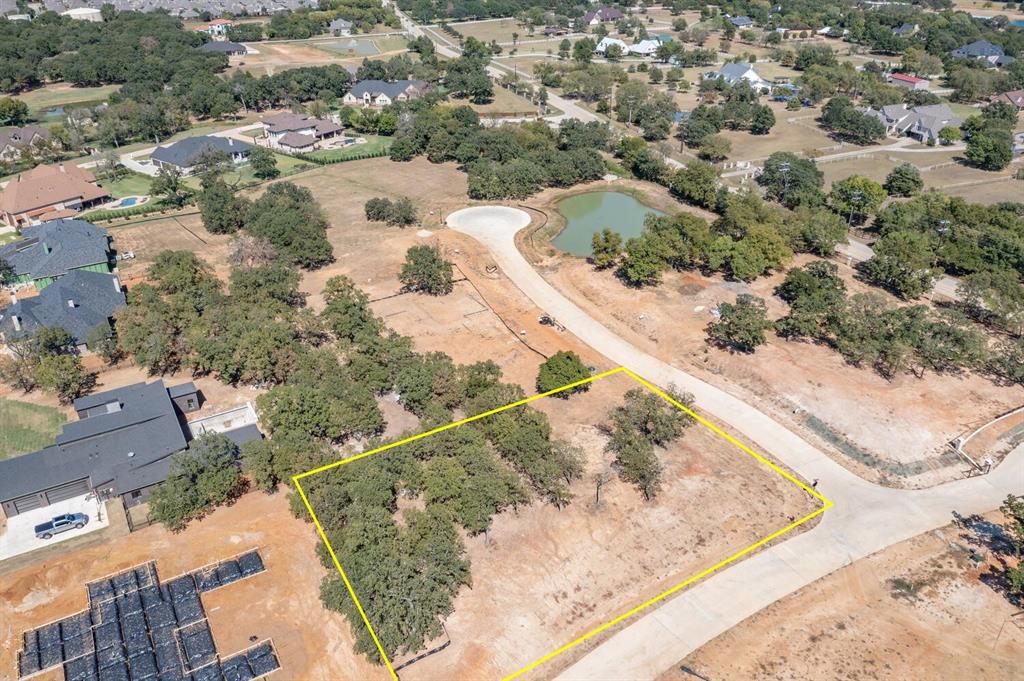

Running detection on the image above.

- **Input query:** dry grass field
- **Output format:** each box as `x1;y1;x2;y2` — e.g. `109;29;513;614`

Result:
667;515;1024;681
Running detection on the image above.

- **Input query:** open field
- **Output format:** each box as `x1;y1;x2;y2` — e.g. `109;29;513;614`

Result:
14;83;120;115
668;514;1024;681
235;37;407;76
716;103;837;162
521;182;1024;488
109;212;236;282
308;370;818;680
471;85;542;116
0;398;67;460
0;491;383;681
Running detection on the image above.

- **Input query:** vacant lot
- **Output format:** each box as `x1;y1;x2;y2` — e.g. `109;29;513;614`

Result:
235;37;407;76
0;398;67;460
108;212;236;282
472;85;542;117
669;515;1024;681
0;491;382;681
323;370;818;680
524;185;1024;487
15;83;120;115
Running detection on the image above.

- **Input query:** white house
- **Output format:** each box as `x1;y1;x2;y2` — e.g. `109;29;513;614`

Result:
193;18;234;38
342;80;428;107
595;36;628;55
706;62;772;91
61;7;103;22
330;18;353;36
629;39;661;57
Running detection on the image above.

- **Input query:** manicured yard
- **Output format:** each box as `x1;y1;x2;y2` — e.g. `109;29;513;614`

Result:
306;135;392;161
98;171;153;198
185;152;315;190
0;399;67;460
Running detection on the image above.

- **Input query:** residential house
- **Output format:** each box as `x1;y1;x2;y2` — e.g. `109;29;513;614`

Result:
261;112;343;153
0;125;54;162
198;40;247;56
0;218;113;289
150;135;253;176
329;18;352;36
343;79;428;107
887;72;929;90
583;7;623;25
991;90;1024;110
950;39;1016;67
194;17;233;38
629;39;661;57
595;36;628;55
861;103;962;142
61;7;102;21
543;25;569;37
0;163;110;228
891;22;917;37
706;62;772;91
729;16;754;28
0;270;125;351
0;379;262;519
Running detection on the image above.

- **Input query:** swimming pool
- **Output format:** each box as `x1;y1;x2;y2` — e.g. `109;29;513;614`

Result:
118;197;138;207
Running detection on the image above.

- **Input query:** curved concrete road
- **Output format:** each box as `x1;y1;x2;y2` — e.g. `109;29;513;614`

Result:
446;206;1024;680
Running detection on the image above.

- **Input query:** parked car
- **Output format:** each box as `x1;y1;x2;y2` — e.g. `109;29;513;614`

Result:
34;513;88;539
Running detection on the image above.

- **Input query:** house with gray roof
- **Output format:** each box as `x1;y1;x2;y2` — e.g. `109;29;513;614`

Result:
330;17;352;35
729;16;754;28
151;135;253;176
0;270;125;350
198;40;247;56
705;62;772;91
0;218;113;289
342;79;428;107
861;103;962;142
260;112;343;153
950;39;1016;67
0;379;262;518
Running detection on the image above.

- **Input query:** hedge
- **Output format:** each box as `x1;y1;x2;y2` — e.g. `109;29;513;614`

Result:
295;148;391;166
80;200;189;223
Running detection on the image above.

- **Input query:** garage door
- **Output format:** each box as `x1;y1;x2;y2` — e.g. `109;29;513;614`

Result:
44;479;90;504
12;494;43;514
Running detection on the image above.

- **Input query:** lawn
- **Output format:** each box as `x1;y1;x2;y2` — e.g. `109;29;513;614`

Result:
306;135;392;161
184;152;316;190
16;83;121;115
471;86;541;116
0;399;67;460
98;171;153;198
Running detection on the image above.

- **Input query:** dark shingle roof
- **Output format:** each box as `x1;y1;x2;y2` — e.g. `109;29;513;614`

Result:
150;135;253;169
0;219;111;281
0;270;125;346
0;380;191;501
198;41;247;54
951;39;1005;58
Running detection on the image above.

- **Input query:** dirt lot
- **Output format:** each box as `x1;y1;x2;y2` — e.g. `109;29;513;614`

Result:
522;183;1024;487
666;515;1024;681
0;491;382;681
360;370;819;680
108;212;236;284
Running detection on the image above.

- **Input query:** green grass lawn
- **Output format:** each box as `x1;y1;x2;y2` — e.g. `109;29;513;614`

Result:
307;135;392;161
184;152;315;190
0;398;67;460
98;171;153;198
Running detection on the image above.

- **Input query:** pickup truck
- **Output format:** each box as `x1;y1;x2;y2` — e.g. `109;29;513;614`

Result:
34;513;88;540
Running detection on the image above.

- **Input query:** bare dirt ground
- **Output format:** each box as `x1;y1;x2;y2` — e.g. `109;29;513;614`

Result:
665;515;1024;681
521;185;1024;487
109;212;236;284
386;371;818;681
0;491;382;681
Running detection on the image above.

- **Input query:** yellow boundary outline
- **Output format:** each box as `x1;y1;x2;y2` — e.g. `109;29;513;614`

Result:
293;366;833;680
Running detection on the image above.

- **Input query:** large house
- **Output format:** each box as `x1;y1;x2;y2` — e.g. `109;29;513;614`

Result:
194;18;233;38
0;380;261;519
595;36;628;55
199;41;247;56
706;62;772;91
261;112;343;153
0;125;54;162
992;89;1024;110
0;270;125;351
729;16;754;28
862;103;962;142
329;18;352;36
950;40;1016;67
0;163;110;228
892;22;918;37
0;218;113;289
630;39;661;57
61;7;103;21
583;7;623;25
343;80;428;107
151;135;253;176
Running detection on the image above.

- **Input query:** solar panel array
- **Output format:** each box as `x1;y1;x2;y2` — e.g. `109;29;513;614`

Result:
16;551;278;681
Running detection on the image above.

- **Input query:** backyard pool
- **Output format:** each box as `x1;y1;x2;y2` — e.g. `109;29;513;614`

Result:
553;191;664;256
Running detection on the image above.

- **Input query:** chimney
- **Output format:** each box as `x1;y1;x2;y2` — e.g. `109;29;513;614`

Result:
11;314;20;331
8;292;15;305
67;298;76;308
112;275;121;292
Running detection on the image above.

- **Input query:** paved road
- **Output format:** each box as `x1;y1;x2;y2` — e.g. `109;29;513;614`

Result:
446;207;1023;680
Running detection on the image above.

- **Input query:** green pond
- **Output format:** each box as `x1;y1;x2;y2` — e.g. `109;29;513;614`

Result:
553;191;664;256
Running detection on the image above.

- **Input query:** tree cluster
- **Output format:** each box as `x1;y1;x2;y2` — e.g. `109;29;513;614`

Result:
0;327;96;403
364;196;418;226
149;434;244;531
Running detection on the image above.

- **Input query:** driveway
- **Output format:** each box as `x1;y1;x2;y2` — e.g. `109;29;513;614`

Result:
0;494;109;561
445;206;1024;680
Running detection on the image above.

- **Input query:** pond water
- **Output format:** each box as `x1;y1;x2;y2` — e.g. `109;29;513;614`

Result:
553;191;664;256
